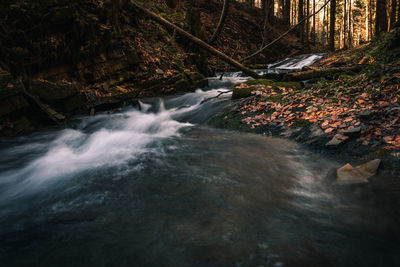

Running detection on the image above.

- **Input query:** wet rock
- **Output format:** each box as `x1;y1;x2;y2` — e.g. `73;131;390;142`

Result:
356;159;381;177
343;127;361;138
359;110;372;120
335;159;381;186
336;164;369;185
309;124;325;138
325;167;338;183
326;134;348;147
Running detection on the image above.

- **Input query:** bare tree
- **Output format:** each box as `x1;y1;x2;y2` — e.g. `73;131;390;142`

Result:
329;0;336;51
209;0;230;44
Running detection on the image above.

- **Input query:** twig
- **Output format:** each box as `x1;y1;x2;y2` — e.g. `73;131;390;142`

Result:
200;90;232;104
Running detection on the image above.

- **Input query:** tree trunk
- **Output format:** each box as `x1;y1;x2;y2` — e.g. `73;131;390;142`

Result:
129;1;260;79
329;0;336;51
398;0;400;22
390;0;397;28
306;0;310;45
348;0;352;48
299;0;304;43
284;0;291;24
376;0;388;34
313;0;316;43
343;0;347;48
209;0;230;44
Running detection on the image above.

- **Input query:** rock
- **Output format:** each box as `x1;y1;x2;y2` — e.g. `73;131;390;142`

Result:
90;108;95;116
29;79;80;102
156;69;164;75
359;110;372;120
326;134;348;147
309;124;326;138
335;159;381;186
343;127;361;138
336;164;369;185
0;94;29;117
325;167;338;182
356;159;381;177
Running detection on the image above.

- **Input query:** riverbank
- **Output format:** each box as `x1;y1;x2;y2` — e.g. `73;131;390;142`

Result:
211;32;400;181
0;0;309;137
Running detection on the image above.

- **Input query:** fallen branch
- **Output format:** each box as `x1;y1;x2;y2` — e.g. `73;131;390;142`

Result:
19;78;66;124
130;1;260;79
240;0;331;63
200;90;232;104
283;65;364;81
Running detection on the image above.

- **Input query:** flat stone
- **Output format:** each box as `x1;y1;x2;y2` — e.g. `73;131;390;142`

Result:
326;134;347;147
343;127;361;138
335;159;381;186
356;159;381;177
359;110;372;119
336;164;369;185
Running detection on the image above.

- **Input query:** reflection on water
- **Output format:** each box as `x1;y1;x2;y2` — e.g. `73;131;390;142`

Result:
0;55;399;267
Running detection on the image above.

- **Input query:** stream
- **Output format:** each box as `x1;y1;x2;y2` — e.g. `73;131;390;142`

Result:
1;54;399;267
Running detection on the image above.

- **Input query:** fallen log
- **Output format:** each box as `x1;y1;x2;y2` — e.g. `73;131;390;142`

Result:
283;65;364;81
129;1;260;79
19;78;66;124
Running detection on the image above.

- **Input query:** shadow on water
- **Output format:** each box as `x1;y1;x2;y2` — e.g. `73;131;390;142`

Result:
0;54;399;267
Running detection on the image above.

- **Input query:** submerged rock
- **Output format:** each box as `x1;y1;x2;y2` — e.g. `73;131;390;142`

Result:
336;163;369;185
335;159;381;185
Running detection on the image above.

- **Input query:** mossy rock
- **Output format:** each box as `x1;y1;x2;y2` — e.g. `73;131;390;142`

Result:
244;79;275;86
273;81;302;90
232;79;302;100
232;87;254;100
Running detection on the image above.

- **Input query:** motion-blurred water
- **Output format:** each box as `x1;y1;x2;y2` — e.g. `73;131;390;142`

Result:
0;55;399;267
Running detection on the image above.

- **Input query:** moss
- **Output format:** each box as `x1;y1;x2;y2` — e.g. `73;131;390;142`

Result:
338;74;354;80
274;81;302;90
368;149;391;158
244;79;275;86
232;79;302;100
242;79;301;90
290;119;312;128
232;87;253;99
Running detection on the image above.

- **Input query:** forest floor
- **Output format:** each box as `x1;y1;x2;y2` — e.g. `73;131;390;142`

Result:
0;0;308;136
211;27;400;177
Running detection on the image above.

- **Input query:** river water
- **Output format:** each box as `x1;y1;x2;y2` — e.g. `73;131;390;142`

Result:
1;55;399;267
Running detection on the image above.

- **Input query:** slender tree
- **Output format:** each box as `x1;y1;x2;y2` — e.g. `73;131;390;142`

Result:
299;0;305;43
313;0;316;43
390;0;397;28
398;0;400;23
329;0;336;50
376;0;388;34
348;0;352;48
306;0;310;44
284;0;291;24
209;0;230;44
